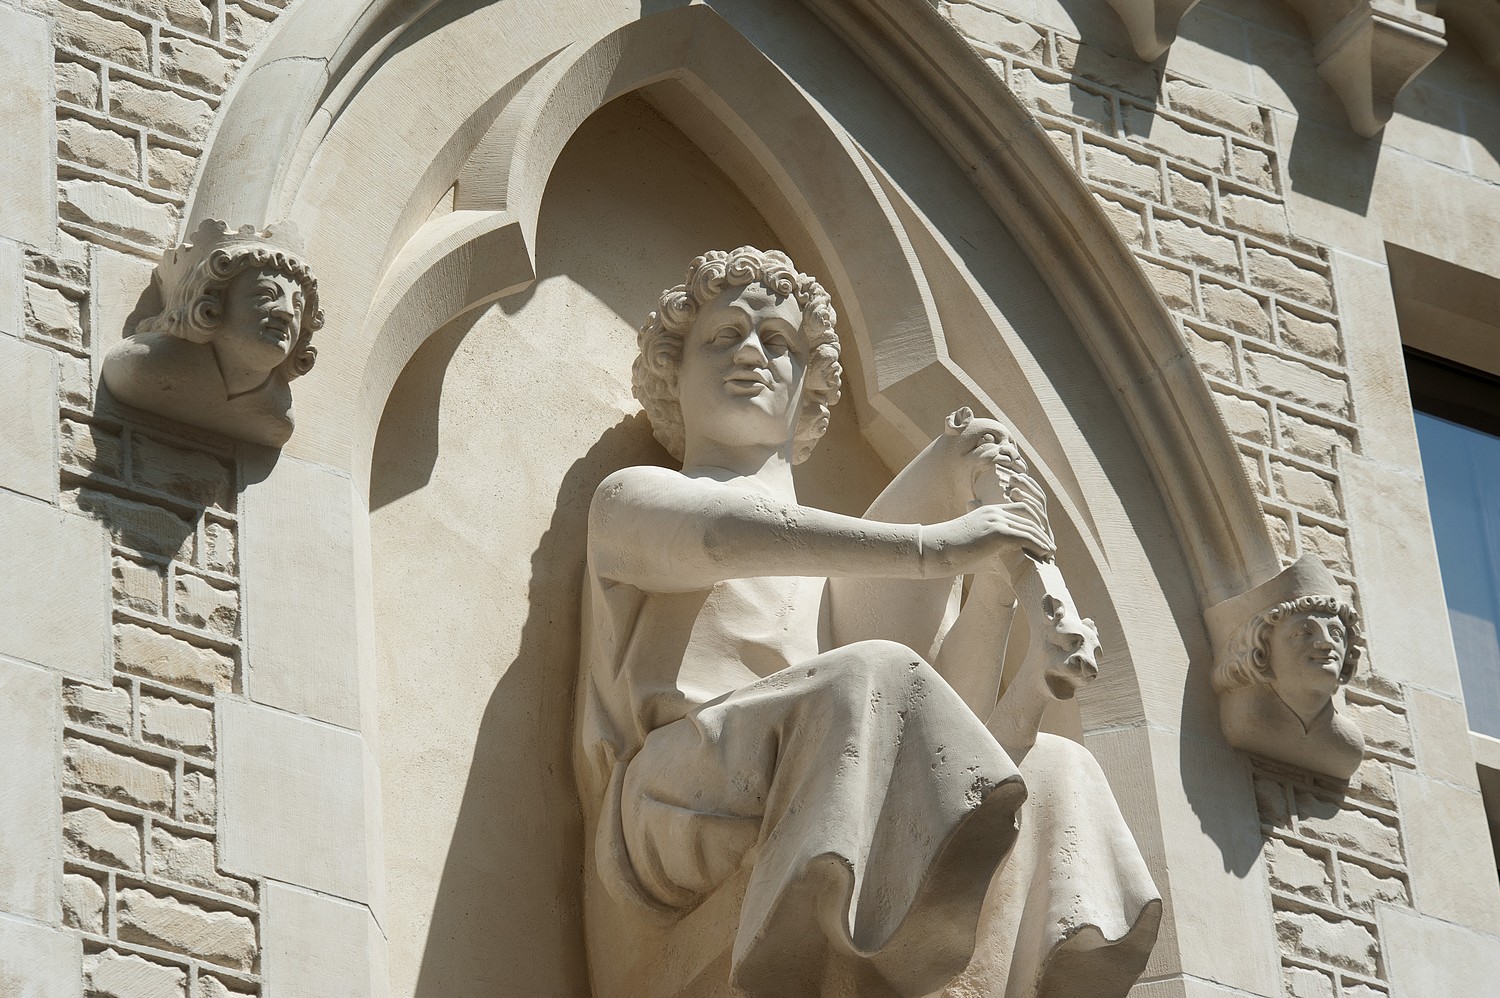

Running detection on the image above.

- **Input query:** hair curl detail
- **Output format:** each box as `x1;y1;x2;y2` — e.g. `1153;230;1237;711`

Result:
633;247;841;464
1214;594;1363;692
139;244;324;382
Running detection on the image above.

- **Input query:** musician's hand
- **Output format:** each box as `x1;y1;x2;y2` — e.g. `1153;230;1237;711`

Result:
944;408;1052;550
922;503;1055;578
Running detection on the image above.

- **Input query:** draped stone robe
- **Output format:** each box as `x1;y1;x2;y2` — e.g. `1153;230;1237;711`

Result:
574;481;1160;998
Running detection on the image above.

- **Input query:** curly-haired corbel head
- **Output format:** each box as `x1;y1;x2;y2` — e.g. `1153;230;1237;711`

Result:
633;246;841;464
1214;593;1363;698
138;220;323;394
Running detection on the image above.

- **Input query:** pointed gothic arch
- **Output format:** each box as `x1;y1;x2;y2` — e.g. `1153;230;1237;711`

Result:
194;1;1286;993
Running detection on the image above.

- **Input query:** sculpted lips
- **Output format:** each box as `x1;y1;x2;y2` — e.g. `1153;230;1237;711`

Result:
262;317;292;344
724;368;772;395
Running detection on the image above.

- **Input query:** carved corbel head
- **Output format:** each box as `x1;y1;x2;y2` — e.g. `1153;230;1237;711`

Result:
1205;554;1367;779
101;220;324;448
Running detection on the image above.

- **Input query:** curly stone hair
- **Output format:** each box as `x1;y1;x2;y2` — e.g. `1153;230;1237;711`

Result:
633;246;841;464
1214;594;1364;693
139;231;323;381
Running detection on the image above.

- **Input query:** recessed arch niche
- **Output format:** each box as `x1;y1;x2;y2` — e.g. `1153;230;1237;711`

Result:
196;1;1287;995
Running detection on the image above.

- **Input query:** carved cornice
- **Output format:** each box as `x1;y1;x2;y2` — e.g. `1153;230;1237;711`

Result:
1314;1;1446;137
1105;0;1449;137
1105;0;1202;61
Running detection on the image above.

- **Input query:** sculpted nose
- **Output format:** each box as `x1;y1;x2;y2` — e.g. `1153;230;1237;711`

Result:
732;330;768;365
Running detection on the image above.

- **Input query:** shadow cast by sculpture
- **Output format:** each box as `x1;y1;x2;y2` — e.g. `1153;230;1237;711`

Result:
409;413;669;998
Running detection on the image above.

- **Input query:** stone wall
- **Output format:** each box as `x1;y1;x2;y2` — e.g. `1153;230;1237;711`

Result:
7;1;273;995
941;1;1498;995
4;0;1498;995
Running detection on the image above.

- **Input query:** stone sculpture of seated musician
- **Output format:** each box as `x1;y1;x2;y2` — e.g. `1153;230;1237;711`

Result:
574;247;1161;998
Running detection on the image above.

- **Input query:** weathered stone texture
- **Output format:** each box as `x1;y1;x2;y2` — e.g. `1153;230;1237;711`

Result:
173;574;239;636
117;888;257;970
1139;260;1194;310
64;738;174;814
1341;860;1409;915
181;771;216;825
148;827;254;902
63;806;142;871
141;694;214;754
114;623;234;694
59;178;179;248
949;4;1045;58
1122;105;1228;171
1247;247;1333;311
62;418;123;477
1154;216;1240;276
64;682;132;735
1278;411;1350;464
1199;280;1271;338
1344;699;1412;758
68;489;196;561
55;59;101;107
1294;792;1403;865
109;79;214;142
114;556;166;616
224;3;273;49
1244;349;1350;417
1283;963;1337;998
84;947;188;998
57;116;140;177
1271;462;1341;517
53;4;149;70
131;435;231;507
1085;140;1162;199
1220;191;1289;243
1167;169;1213;218
147;144;196;192
1279;310;1342;363
1166;79;1265;139
159;36;235;93
61;872;106;933
203;521;237;574
1267;838;1333;904
26;281;84;345
1276;908;1379;975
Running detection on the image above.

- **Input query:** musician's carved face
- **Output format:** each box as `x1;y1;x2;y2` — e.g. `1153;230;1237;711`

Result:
677;282;808;457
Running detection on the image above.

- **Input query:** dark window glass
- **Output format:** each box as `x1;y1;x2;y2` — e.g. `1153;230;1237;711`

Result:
1409;350;1500;739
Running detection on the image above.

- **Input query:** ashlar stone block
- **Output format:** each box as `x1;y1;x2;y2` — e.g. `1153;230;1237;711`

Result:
0;335;58;501
0;491;110;683
0;915;81;998
1397;768;1500;927
1380;905;1500;997
263;883;388;998
243;458;359;726
0;5;55;247
0;660;61;922
220;699;372;903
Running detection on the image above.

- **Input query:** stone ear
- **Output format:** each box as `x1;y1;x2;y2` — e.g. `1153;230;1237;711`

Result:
945;407;974;435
